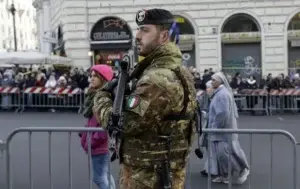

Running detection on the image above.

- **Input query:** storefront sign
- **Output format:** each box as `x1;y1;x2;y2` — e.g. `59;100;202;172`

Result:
222;32;261;43
291;39;300;47
175;16;185;24
107;54;121;59
288;30;300;39
94;51;125;65
90;16;132;42
93;31;129;41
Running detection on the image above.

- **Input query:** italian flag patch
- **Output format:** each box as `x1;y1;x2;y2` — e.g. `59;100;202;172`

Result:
127;95;140;109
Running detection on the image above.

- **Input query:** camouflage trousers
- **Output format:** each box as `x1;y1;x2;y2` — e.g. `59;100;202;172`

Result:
119;164;186;189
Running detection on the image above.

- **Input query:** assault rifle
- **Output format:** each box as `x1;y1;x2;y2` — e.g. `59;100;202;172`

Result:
107;55;130;162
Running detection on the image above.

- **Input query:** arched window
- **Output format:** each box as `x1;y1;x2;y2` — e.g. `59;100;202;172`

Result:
222;13;260;33
221;13;262;80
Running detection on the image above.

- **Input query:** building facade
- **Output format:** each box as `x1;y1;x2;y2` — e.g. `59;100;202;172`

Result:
0;0;37;52
33;0;300;77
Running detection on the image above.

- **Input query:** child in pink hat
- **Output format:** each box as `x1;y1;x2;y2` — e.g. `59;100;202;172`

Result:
79;64;115;189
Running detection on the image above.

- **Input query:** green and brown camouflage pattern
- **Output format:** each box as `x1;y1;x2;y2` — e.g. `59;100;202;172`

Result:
93;42;197;188
119;164;186;189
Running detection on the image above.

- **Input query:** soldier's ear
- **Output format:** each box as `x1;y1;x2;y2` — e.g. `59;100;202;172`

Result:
161;30;169;42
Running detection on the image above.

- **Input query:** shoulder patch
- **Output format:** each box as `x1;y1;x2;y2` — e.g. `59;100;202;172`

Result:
127;95;141;109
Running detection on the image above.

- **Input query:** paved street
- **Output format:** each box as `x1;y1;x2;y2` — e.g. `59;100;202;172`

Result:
0;112;299;189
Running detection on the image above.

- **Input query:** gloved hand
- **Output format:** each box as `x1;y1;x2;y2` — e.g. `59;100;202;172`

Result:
102;78;131;99
102;78;118;93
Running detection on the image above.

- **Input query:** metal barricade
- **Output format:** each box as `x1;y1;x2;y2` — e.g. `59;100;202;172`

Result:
4;127;299;189
0;139;5;159
234;89;269;115
199;89;300;115
199;129;298;189
0;87;21;112
5;127;115;189
269;89;300;114
21;87;83;113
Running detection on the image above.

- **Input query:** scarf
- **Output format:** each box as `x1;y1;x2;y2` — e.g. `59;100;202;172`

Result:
247;79;256;85
212;72;239;118
83;89;97;118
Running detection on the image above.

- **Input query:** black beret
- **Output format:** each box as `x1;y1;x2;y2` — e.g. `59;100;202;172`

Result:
136;8;174;26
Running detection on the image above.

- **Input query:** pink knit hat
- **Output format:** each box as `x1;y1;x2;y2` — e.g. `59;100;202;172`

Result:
90;65;113;81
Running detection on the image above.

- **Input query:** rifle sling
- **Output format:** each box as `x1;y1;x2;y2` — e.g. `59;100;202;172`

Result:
162;67;191;121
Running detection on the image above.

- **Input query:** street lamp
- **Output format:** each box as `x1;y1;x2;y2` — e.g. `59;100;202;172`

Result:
88;51;93;57
8;3;17;51
88;51;95;65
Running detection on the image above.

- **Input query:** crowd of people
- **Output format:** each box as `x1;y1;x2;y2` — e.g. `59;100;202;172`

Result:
189;67;300;114
188;66;300;91
1;65;300;92
0;66;89;90
0;66;91;112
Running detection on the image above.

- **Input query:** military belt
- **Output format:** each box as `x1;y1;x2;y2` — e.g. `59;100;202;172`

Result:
125;133;186;142
123;139;189;160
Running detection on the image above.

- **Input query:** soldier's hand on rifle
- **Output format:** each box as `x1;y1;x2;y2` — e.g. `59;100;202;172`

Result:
102;78;118;93
102;78;130;98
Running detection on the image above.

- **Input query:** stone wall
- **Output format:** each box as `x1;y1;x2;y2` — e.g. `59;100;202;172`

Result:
49;0;300;74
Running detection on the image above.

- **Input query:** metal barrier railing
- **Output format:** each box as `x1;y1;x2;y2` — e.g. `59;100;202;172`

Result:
2;127;299;189
268;89;300;114
21;87;83;113
5;127;115;189
0;87;84;113
198;89;300;115
0;87;299;115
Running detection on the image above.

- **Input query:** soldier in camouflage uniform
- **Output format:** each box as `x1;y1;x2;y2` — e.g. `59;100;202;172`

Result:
93;8;198;189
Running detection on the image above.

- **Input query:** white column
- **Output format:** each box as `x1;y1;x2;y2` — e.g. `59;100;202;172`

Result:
37;8;44;52
43;0;51;54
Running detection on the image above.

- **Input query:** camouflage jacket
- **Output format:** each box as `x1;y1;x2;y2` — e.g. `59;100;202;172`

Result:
93;42;197;169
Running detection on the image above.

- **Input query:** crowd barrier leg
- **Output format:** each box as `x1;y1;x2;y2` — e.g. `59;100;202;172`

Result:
78;93;86;114
0;139;5;159
14;93;21;113
77;93;84;114
19;92;26;113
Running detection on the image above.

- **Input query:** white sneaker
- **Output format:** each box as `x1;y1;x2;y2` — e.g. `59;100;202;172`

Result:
222;176;237;184
222;177;230;184
212;176;223;183
237;168;250;184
